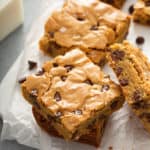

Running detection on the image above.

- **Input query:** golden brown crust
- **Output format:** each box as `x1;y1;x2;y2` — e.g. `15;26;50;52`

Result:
101;0;126;8
32;107;107;147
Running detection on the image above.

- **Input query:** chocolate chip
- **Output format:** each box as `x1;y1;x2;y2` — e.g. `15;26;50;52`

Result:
108;146;113;150
74;110;82;115
36;68;45;76
111;101;118;110
30;89;38;98
145;1;150;6
136;36;145;45
54;92;61;101
115;67;123;76
111;50;125;61
119;79;128;86
84;79;93;85
132;102;141;109
53;63;58;67
107;0;113;4
49;31;54;38
101;84;110;92
33;101;40;109
64;65;74;72
55;111;62;117
28;60;37;70
77;17;84;21
99;58;106;67
90;25;98;30
40;117;46;123
18;77;26;84
48;41;61;51
133;90;142;102
128;5;134;14
139;113;150;122
61;76;67;81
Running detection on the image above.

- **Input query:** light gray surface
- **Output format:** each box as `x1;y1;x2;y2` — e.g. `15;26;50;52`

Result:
0;0;44;149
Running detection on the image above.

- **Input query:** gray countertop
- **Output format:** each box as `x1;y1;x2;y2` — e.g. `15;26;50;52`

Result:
0;0;44;149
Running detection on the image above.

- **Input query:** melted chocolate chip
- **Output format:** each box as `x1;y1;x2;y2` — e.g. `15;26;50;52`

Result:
55;111;62;117
133;90;142;102
128;5;134;14
115;67;123;76
18;77;26;84
119;79;128;86
111;50;125;61
36;68;45;76
61;76;67;81
136;36;145;45
74;110;82;115
30;89;38;98
53;63;58;67
101;84;110;92
28;60;37;70
90;25;98;30
54;92;61;101
84;79;93;85
64;65;74;72
49;31;54;38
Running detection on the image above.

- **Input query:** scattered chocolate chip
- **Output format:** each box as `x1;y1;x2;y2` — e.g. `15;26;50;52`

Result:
61;75;67;81
49;31;54;38
136;36;145;45
30;89;38;98
36;68;45;76
74;110;82;115
53;63;58;67
18;77;26;84
115;67;123;76
55;111;62;117
77;17;84;21
111;101;118;109
64;65;74;72
84;79;93;85
54;92;61;101
90;25;98;30
101;84;110;92
28;60;37;70
133;90;142;102
128;5;134;14
119;79;128;86
145;1;150;6
111;50;125;61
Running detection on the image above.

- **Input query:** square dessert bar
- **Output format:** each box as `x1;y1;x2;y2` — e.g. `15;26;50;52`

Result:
22;49;124;140
101;0;126;8
39;0;130;64
32;107;107;147
133;0;150;25
107;41;150;133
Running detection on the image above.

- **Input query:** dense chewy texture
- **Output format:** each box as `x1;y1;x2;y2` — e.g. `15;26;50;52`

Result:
107;41;150;133
39;0;130;65
32;107;107;147
22;49;124;140
133;0;150;25
101;0;126;8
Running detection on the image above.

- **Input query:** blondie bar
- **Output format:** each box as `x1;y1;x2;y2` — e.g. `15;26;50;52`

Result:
133;0;150;25
22;49;124;140
107;41;150;133
32;107;107;147
101;0;126;8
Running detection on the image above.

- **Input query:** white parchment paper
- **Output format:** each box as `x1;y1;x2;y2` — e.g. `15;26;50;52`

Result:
0;0;150;150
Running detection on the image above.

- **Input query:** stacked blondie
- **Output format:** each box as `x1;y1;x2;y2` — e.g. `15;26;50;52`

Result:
20;0;150;148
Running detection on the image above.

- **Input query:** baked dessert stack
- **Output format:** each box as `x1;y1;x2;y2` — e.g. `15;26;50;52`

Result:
21;49;124;146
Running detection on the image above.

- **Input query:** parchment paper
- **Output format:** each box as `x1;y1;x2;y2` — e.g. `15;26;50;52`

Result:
0;0;150;149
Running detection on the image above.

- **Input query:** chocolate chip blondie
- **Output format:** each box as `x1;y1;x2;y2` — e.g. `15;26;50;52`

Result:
32;107;107;147
107;41;150;133
133;0;150;25
22;49;124;140
101;0;126;8
39;0;130;65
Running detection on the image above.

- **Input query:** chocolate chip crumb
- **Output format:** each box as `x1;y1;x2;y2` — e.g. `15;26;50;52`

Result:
18;77;26;84
30;89;38;98
55;111;62;117
128;5;134;14
90;25;98;30
133;90;142;102
64;65;74;72
111;50;125;61
77;17;84;21
61;76;67;81
54;92;61;101
115;67;123;76
101;84;110;92
84;79;93;85
28;60;37;70
74;110;82;115
36;68;45;76
119;79;128;86
136;36;145;45
53;63;59;67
